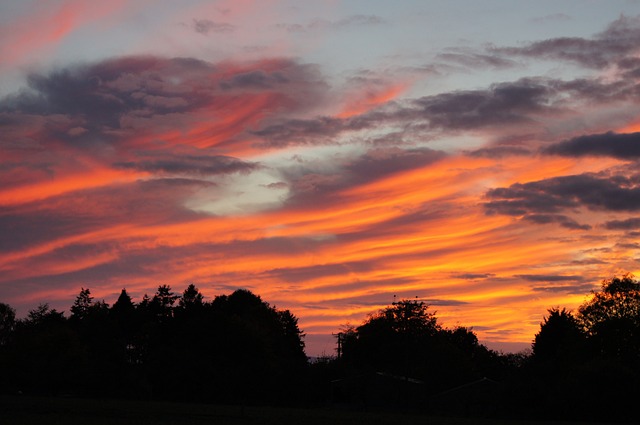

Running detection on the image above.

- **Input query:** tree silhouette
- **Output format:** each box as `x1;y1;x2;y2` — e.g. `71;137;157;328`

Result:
9;304;85;395
178;284;204;311
27;303;65;324
112;288;135;316
70;287;93;321
0;303;16;392
577;274;640;359
0;303;15;347
278;309;306;359
532;307;584;363
341;299;439;378
151;285;178;320
514;275;640;421
109;288;143;374
340;299;497;398
206;289;308;403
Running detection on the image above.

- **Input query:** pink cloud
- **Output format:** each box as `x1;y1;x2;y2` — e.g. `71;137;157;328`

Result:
0;0;129;67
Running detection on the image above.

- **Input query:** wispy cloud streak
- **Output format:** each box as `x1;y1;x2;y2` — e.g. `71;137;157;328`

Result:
2;7;640;355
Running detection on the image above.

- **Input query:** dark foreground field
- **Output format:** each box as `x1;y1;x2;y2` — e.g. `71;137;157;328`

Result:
0;396;621;425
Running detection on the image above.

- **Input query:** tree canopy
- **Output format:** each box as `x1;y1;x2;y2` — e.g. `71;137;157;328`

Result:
525;274;640;421
576;274;640;359
0;286;307;402
532;307;584;362
340;299;497;391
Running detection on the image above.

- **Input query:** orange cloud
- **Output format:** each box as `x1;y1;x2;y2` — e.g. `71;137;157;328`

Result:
4;13;640;357
619;121;640;133
4;151;620;353
0;167;146;206
337;82;409;119
2;136;631;358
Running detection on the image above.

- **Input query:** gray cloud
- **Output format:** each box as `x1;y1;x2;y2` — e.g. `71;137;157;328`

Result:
451;273;496;280
604;217;640;230
413;79;553;130
114;153;258;176
254;78;566;147
549;77;634;103
251;64;640;150
570;258;608;265
616;242;640;249
493;15;640;69
333;14;386;28
516;274;584;282
436;51;518;69
467;146;532;158
617;56;640;78
0;56;326;153
523;214;591;230
309;14;385;30
529;13;571;24
544;131;640;159
252;116;348;146
219;70;288;90
263;181;288;190
518;273;592;295
421;298;469;306
485;173;640;220
532;284;596;294
4;57;210;118
346;147;445;181
275;23;305;33
192;19;235;34
277;14;385;33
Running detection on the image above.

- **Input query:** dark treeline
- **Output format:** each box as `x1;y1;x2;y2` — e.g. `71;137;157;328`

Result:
0;285;307;404
323;276;640;422
520;274;640;422
1;275;640;421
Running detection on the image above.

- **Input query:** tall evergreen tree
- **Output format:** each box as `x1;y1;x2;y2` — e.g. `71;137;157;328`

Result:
178;284;204;310
151;285;178;320
70;288;93;321
112;288;135;316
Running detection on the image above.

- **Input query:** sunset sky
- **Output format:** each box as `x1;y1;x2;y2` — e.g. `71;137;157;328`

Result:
2;0;640;355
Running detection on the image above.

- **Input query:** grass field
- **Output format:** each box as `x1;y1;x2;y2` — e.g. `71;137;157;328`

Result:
0;395;620;425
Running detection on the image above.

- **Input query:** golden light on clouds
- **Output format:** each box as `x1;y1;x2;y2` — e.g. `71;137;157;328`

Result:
2;2;640;355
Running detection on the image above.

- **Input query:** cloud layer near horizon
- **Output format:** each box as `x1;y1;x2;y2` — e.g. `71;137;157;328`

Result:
3;7;640;354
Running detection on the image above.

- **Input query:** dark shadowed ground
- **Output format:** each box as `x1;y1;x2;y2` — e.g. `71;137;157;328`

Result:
0;395;621;425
